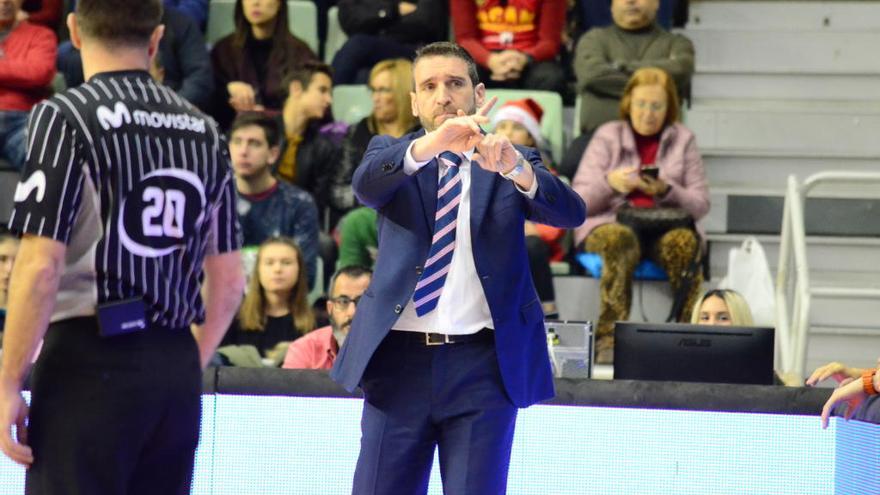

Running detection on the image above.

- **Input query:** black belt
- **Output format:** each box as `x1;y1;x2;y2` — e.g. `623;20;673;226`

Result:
391;328;493;346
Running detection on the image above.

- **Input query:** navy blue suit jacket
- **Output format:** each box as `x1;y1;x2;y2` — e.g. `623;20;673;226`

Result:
330;131;587;407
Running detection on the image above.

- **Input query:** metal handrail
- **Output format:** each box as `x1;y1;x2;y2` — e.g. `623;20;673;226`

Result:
775;171;880;380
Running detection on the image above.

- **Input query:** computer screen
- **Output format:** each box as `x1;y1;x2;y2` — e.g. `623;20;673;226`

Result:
613;322;775;385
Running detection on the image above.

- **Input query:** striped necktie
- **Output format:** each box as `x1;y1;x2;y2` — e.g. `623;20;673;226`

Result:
413;151;463;316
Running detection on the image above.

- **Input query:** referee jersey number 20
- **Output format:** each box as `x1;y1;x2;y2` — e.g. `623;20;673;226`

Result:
9;71;242;330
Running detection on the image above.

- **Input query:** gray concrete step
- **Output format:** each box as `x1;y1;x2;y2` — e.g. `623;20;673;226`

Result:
687;1;880;32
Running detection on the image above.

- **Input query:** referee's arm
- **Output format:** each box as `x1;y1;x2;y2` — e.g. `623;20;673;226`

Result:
0;235;66;466
192;250;245;369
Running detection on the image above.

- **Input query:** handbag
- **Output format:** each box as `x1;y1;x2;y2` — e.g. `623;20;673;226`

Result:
616;206;695;239
616;206;699;322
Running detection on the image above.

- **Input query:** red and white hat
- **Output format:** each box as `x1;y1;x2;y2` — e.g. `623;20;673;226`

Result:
491;98;544;147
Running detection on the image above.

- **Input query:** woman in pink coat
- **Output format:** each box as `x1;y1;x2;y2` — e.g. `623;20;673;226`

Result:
572;67;710;364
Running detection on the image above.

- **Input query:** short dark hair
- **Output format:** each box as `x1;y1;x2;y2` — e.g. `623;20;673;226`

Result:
229;113;282;148
282;61;334;99
329;265;372;296
413;42;480;87
76;0;163;45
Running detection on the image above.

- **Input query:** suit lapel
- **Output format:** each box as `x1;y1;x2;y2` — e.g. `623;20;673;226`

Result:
469;161;496;237
417;158;439;233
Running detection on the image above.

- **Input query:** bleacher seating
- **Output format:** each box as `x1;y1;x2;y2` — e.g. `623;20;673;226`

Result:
206;0;319;54
331;84;372;124
324;6;345;64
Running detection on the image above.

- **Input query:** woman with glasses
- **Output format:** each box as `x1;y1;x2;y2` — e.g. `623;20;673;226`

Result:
571;67;710;364
333;59;421;266
221;237;315;366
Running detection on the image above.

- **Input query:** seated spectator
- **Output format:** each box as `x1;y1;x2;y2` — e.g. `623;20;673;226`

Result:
689;288;753;326
0;229;20;332
452;0;566;95
210;0;317;128
336;207;378;270
332;58;420;218
277;61;342;228
490;98;562;317
571;67;709;364
21;0;62;31
221;237;316;366
332;0;447;84
0;0;56;170
230;113;320;289
58;6;213;110
565;0;694;179
283;265;371;369
164;0;208;30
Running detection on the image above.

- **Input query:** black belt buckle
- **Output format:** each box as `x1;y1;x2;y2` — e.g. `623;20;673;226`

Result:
425;333;453;346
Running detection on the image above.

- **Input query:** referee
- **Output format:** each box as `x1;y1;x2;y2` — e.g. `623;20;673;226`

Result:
0;1;245;494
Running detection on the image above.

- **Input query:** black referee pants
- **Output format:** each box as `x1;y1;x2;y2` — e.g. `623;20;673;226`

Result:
25;317;202;495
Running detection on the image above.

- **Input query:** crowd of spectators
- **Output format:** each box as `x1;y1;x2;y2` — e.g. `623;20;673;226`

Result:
0;0;704;368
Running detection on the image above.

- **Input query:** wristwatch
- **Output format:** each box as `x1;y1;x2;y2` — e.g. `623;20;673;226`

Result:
500;153;526;180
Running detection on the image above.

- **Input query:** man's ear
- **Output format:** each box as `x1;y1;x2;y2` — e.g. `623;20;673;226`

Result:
474;82;486;110
288;80;304;99
268;145;281;164
67;13;82;50
148;24;165;59
410;91;418;117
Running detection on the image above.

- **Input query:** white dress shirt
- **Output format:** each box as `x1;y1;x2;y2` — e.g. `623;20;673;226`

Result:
392;142;538;335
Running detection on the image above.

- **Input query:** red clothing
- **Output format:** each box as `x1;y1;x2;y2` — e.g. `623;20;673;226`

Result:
23;0;63;30
282;326;338;370
451;0;565;67
0;21;56;112
627;133;661;208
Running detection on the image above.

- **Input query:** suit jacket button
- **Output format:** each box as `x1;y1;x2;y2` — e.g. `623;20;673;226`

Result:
382;162;394;172
415;266;423;275
394;304;403;314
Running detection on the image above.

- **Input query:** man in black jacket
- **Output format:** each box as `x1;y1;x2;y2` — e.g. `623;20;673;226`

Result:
331;0;447;84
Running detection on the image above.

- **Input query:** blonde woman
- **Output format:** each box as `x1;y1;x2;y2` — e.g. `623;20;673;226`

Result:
222;237;315;365
689;289;754;326
332;59;420;217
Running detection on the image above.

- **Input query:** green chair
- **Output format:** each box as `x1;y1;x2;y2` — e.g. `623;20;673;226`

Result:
484;89;564;162
324;6;347;64
288;1;319;54
331;85;372;125
206;0;319;54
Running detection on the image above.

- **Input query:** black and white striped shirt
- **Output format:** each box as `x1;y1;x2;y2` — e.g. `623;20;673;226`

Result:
9;70;241;329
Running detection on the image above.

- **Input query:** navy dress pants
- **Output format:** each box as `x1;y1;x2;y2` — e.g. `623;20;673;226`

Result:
353;329;518;495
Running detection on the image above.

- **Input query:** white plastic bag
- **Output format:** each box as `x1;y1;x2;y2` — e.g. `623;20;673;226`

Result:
718;236;776;327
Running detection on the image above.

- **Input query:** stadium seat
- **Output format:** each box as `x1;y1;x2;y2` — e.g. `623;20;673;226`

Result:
206;0;319;54
331;84;372;124
324;6;346;64
485;89;564;161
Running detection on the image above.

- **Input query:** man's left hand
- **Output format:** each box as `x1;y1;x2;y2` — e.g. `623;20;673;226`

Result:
473;134;535;190
0;380;32;466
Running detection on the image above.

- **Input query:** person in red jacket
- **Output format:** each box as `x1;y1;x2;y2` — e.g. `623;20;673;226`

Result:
0;0;56;170
451;0;566;95
20;0;62;31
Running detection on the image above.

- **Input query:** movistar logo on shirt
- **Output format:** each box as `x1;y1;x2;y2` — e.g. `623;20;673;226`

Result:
96;102;206;134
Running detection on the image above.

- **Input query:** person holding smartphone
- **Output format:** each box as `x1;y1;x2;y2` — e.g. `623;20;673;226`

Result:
571;67;710;364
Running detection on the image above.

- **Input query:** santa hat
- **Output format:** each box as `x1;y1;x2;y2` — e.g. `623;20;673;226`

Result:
491;98;544;147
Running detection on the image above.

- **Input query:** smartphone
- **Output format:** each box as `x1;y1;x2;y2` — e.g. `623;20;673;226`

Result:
640;167;659;180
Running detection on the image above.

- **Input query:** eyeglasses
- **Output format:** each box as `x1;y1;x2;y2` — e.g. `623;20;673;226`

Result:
330;295;361;309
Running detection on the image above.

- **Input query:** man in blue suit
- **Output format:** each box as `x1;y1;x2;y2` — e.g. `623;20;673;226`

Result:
331;41;587;494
